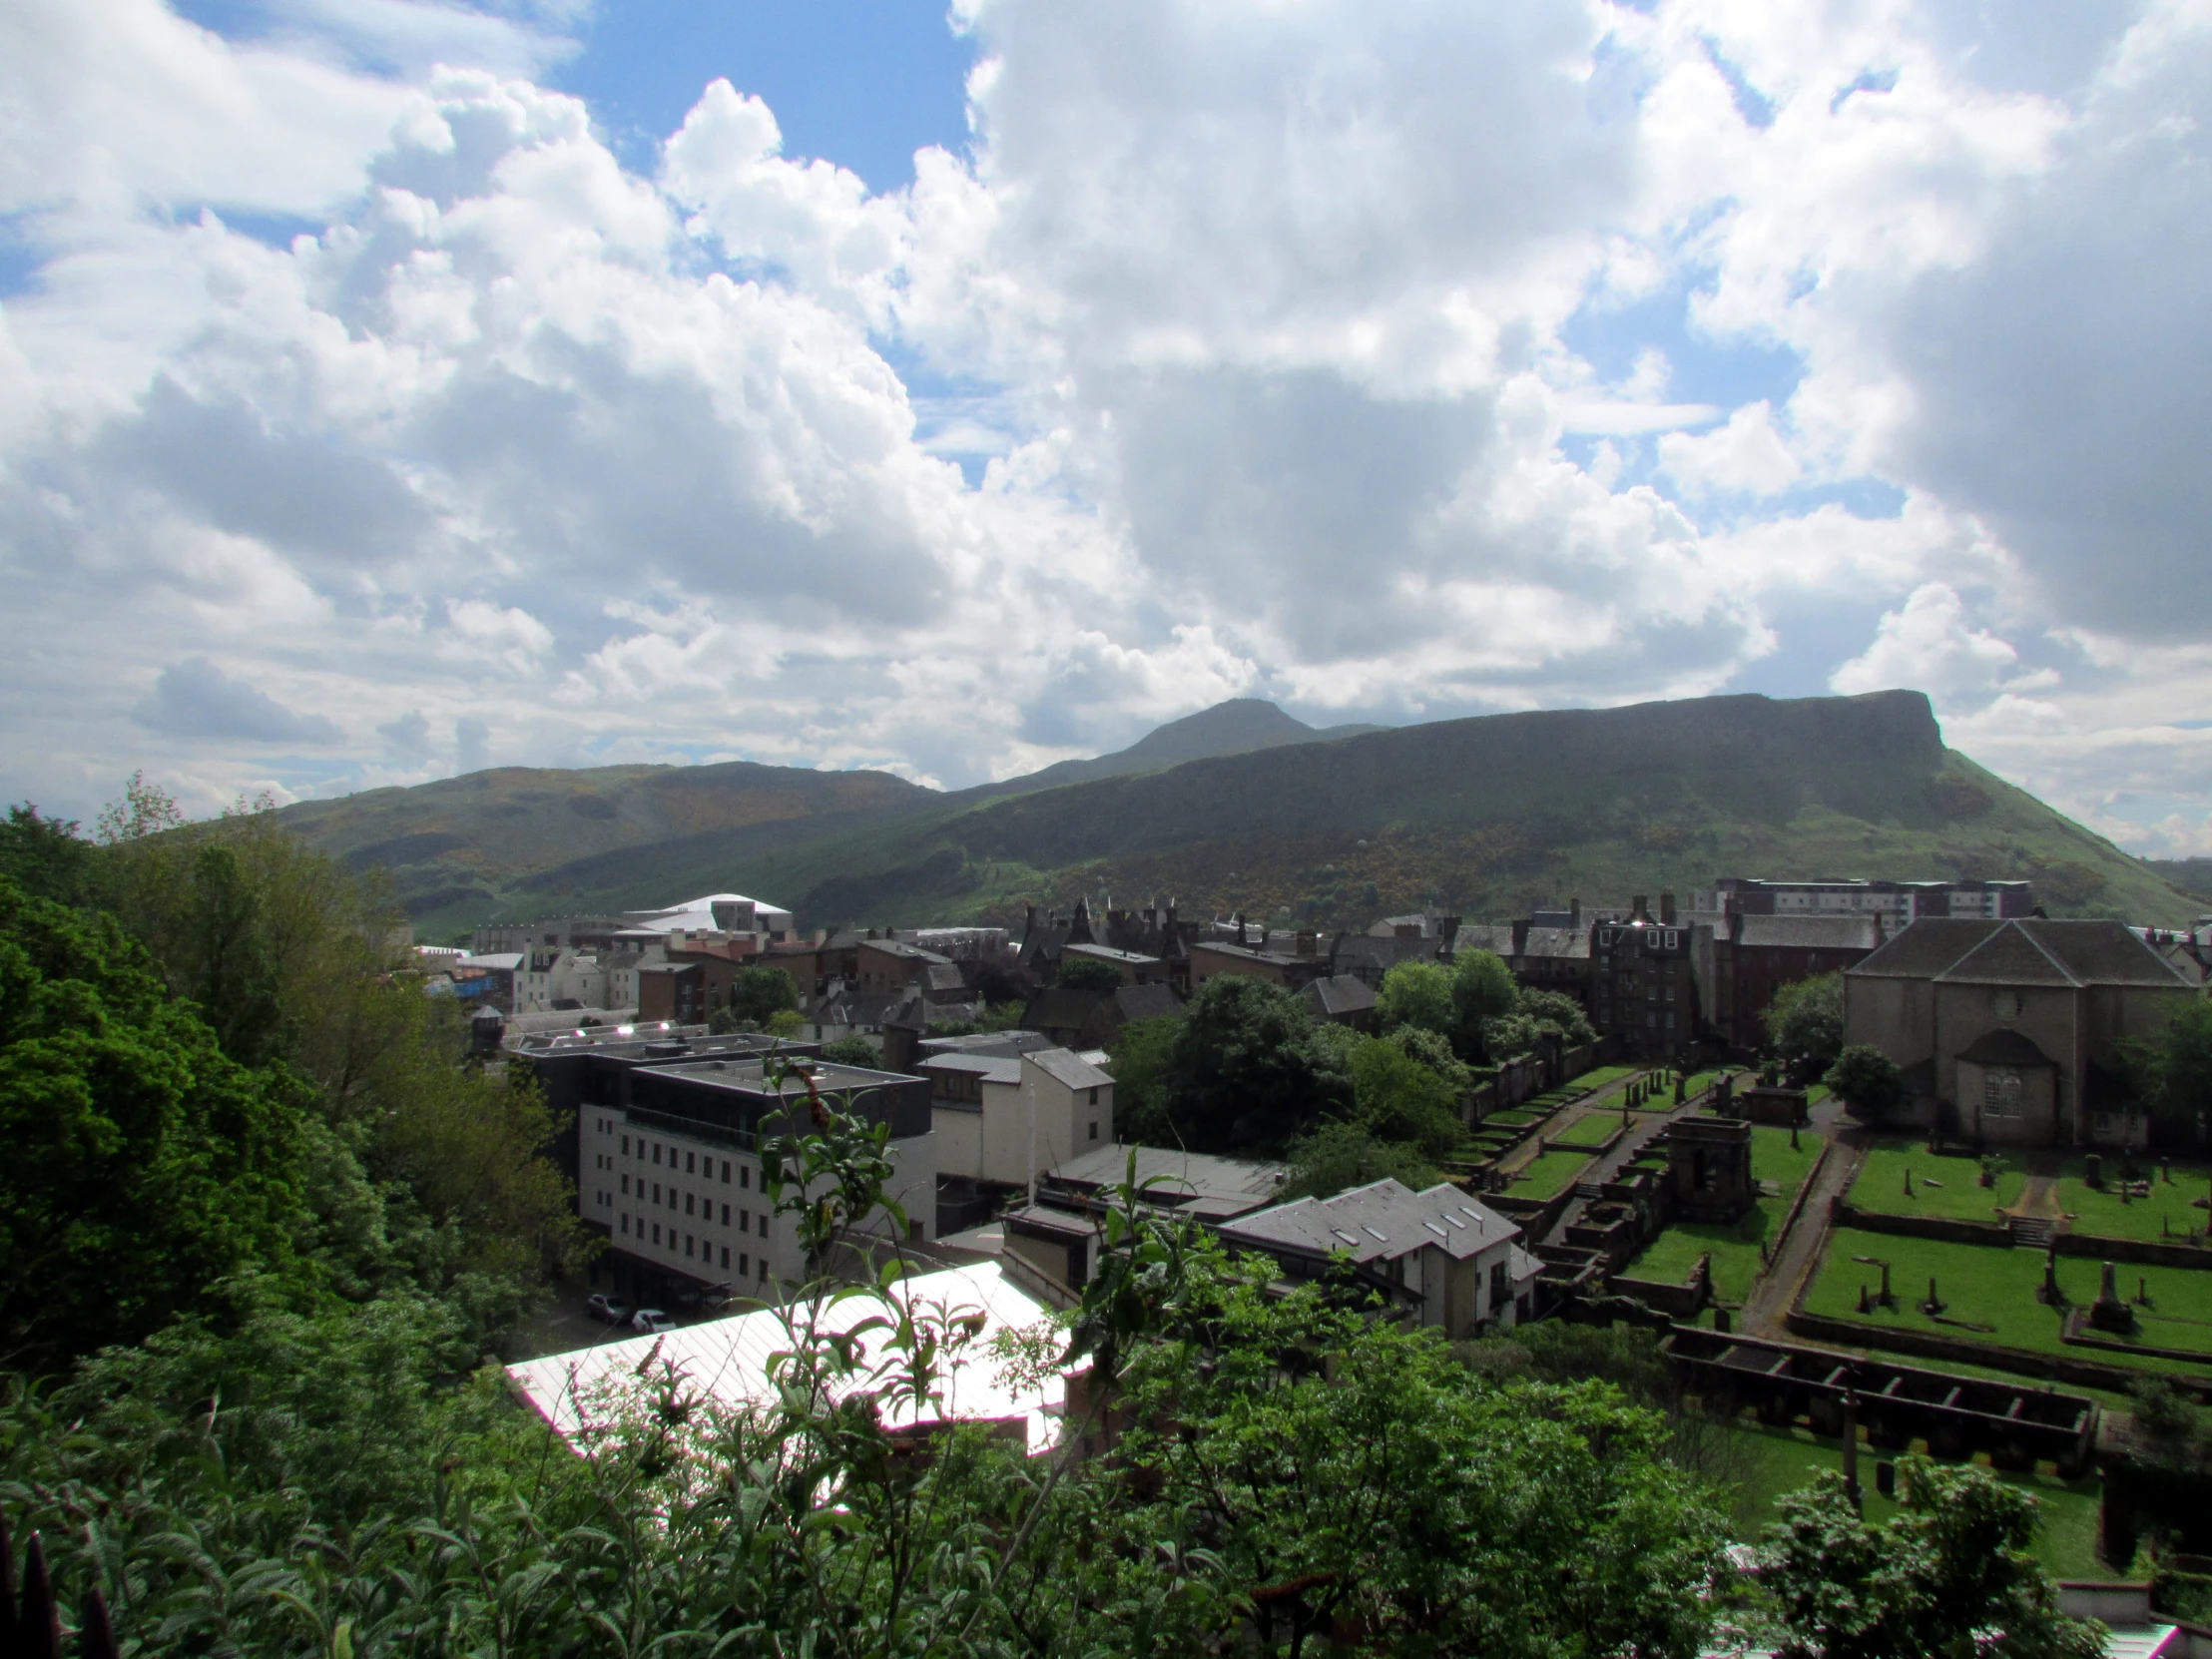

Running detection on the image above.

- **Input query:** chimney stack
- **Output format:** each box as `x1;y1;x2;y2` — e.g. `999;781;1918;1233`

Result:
1660;891;1677;926
1632;895;1649;921
1511;918;1530;958
1569;896;1582;931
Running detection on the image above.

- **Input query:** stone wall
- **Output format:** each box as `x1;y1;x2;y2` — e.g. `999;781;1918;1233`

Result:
1611;1253;1711;1319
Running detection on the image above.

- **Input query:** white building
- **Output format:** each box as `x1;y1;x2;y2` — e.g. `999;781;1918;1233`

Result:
1217;1179;1541;1340
923;1045;1114;1194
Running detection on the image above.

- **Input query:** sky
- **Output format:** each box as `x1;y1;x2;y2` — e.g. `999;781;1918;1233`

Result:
3;0;2211;861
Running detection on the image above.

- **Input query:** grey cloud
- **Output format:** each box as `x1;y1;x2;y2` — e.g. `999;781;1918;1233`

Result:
99;376;434;576
378;709;433;764
132;658;343;745
456;717;491;774
406;353;940;629
1879;41;2212;638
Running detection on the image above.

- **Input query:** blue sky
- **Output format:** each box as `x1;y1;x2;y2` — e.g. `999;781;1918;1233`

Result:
2;0;2209;862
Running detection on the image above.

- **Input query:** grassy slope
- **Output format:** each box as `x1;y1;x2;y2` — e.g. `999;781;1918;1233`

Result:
276;690;2204;937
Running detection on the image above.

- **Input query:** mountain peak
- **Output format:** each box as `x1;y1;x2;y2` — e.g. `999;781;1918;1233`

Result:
1116;699;1319;766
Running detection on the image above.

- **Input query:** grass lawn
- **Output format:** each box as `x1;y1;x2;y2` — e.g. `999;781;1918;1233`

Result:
1805;1227;2212;1372
1683;1068;1734;1100
1512;1148;1592;1200
1624;1128;1825;1303
1549;1115;1624;1150
1711;1421;2102;1574
1572;1064;1640;1092
2052;1156;2212;1245
1803;1083;1831;1108
1483;1110;1539;1128
1848;1140;2025;1223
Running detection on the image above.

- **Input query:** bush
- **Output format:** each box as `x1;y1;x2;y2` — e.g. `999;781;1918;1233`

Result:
1826;1043;1904;1116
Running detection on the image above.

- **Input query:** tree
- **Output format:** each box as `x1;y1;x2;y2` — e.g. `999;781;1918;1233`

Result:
2128;993;2212;1144
0;876;318;1364
818;1033;882;1067
1377;958;1454;1036
0;805;96;906
1762;1457;2103;1659
1517;985;1597;1048
1106;1013;1183;1143
1766;970;1846;1080
1348;1034;1464;1156
1281;1118;1439;1200
1383;1020;1473;1096
1102;1242;1730;1655
711;964;801;1031
1157;974;1351;1150
1826;1044;1904;1117
1452;947;1519;1035
1056;954;1126;991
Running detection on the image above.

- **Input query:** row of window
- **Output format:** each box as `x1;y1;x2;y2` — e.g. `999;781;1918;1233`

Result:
601;1177;770;1237
618;1214;768;1280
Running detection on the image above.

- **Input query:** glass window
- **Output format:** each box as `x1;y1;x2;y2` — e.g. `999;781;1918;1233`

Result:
722;1160;731;1183
741;1253;750;1277
621;1135;629;1156
620;1214;628;1235
1984;1069;2024;1118
722;1246;730;1269
652;1182;661;1204
685;1236;695;1258
620;1173;629;1194
742;1166;751;1190
686;1152;696;1175
722;1203;730;1225
686;1193;695;1216
652;1223;661;1245
653;1144;662;1166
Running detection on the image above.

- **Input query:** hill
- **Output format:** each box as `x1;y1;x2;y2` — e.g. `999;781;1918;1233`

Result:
966;698;1387;799
279;690;2204;939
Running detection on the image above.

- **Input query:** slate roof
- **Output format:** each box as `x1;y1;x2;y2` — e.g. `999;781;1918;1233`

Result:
1299;973;1380;1017
1848;918;2004;979
919;1052;1024;1086
1062;941;1163;968
1026;1047;1113;1091
1938;920;2192;989
1729;913;1884;951
1113;982;1185;1022
1219;1178;1521;1266
1450;924;1516;956
1517;926;1589;960
1955;1028;2058;1067
918;1030;1056;1059
1851;917;2191;989
1047;1144;1288;1216
1021;987;1107;1032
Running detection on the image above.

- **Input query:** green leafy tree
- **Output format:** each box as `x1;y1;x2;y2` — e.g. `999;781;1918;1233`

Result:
1765;970;1846;1079
1280;1118;1439;1200
818;1033;883;1067
0;876;317;1365
710;963;801;1031
1106;1012;1183;1143
1518;985;1597;1047
1055;954;1126;992
1348;1033;1464;1156
1158;974;1351;1150
2128;993;2212;1144
1762;1456;2103;1659
1383;1020;1473;1095
1377;958;1454;1036
1452;947;1519;1040
1826;1043;1904;1117
0;805;96;906
1101;1241;1730;1655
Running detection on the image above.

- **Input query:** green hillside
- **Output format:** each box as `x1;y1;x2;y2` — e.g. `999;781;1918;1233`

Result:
287;689;2203;940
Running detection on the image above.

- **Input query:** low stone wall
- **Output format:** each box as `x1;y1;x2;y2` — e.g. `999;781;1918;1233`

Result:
1831;1202;2011;1248
2053;1231;2212;1270
1751;1139;1834;1293
1782;1306;2212;1397
1486;1189;1574;1242
1611;1254;1710;1320
2060;1307;2212;1367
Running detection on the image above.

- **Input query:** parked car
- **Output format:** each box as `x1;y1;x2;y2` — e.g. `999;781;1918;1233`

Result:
585;1294;630;1326
630;1308;675;1334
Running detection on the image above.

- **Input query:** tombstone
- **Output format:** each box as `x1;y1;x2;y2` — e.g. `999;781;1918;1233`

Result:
1921;1277;1945;1317
1904;1166;1914;1197
2089;1260;2137;1334
2138;1275;2153;1309
1791;1124;1801;1151
1668;1115;1754;1223
1858;1282;1873;1315
1675;1073;1687;1105
2085;1153;2104;1190
2038;1246;2064;1308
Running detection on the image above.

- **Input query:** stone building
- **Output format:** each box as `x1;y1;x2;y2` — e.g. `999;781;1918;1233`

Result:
1696;910;1886;1052
1843;918;2193;1149
1588;895;1701;1061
